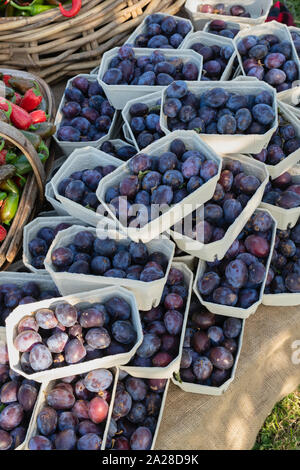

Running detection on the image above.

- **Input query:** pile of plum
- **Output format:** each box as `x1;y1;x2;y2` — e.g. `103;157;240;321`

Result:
102;45;200;86
178;296;242;386
265;222;300;295
104;140;219;227
237;33;299;91
189;39;235;80
57;163;117;213
127;100;164;149
100;140;136;161
106;371;167;450
128;267;187;369
0;340;39;450
57;77;115;143
28;369;114;450
132;13;192;49
205;19;240;38
0;281;60;327
50;231;168;281
13;296;137;373
290;30;300;57
252;114;300;165
198;3;250;18
163;82;275;135
173;159;263;245
28;222;73;270
262;172;300;209
196;210;274;309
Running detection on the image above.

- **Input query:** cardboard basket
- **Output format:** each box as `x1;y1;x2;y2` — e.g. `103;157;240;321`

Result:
169;154;269;262
22;367;119;450
172;316;245;395
23;216;85;274
50;146;123;227
97;130;222;243
203;18;250;35
277;86;300;120
6;286;143;383
122;90;164;152
121;262;193;379
44;225;175;311
125;11;194;49
53;74;117;157
181;30;238;80
160;80;278;155
97;48;203;110
173;255;197;272
193;208;277;319
185;0;272;30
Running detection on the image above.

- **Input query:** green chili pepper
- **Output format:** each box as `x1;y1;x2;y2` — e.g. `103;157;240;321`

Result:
38;140;49;158
0;140;4;152
10;1;56;15
4;150;18;164
20;130;42;150
13;152;46;175
7;76;35;95
0;179;19;225
30;121;56;139
0;110;9;124
0;192;7;201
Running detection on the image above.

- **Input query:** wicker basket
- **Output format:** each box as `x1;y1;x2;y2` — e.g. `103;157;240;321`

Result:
0;0;185;83
0;68;55;269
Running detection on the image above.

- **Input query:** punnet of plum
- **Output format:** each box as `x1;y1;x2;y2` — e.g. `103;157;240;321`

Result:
23;216;84;274
172;294;245;396
6;286;143;383
160;80;278;155
248;103;300;179
180;30;238;81
50;146;123;228
121;262;193;379
169;154;269;262
97;130;222;243
0;272;60;328
97;46;203;109
185;0;273;30
104;368;169;450
45;182;73;217
193;208;277;319
173;252;197;272
236;21;300;93
99;139;137;162
0;328;40;450
122;91;165;152
262;217;300;307
203;18;250;39
125;12;193;50
23;367;118;450
289;26;300;60
54;74;117;157
260;168;300;230
277;86;300;121
44;225;175;311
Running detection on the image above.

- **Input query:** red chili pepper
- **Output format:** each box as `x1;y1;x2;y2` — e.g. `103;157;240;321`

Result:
0;225;7;242
2;75;12;86
14;93;22;106
20;87;42;112
30;109;47;124
0;97;32;130
0;150;7;166
59;0;81;18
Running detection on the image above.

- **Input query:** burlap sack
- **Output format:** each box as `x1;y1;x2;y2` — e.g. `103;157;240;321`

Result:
155;304;300;450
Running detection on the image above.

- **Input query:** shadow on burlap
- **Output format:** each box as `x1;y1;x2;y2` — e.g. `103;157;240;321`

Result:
156;304;300;450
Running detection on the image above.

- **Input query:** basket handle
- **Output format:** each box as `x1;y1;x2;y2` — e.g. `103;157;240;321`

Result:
0;121;45;202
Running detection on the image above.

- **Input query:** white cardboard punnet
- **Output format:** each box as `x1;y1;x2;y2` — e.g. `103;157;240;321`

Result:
160;80;278;155
6;286;143;383
44;225;175;311
53;74;117;157
277;86;300;120
122;262;193;379
97;48;203;110
169;154;269;262
97;130;222;243
50;146;123;227
193;208;277;318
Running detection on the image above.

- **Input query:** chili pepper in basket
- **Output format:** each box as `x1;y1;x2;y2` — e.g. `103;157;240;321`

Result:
20;130;42;150
13;151;47;175
0;178;19;225
30;121;56;138
30;109;46;124
20;86;42;112
1;75;12;87
7;76;35;94
13;92;22;106
59;0;81;17
10;0;56;15
0;97;32;130
0;225;7;242
0;110;9;124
